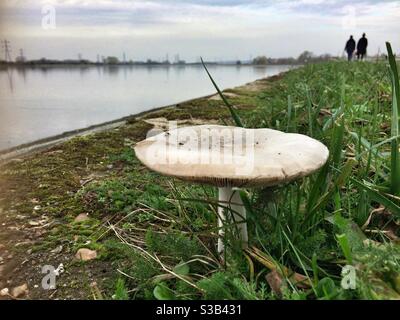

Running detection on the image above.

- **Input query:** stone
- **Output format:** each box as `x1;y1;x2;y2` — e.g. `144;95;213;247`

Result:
11;283;28;298
51;245;63;254
74;213;89;223
75;248;97;261
0;288;9;296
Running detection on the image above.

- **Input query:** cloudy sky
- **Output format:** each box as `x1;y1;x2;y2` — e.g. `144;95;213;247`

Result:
0;0;399;62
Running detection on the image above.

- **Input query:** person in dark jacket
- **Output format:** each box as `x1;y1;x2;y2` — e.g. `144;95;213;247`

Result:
345;36;356;61
356;33;368;60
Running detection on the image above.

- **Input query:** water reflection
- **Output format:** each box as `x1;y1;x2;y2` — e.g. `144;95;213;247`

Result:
16;67;27;84
3;67;14;93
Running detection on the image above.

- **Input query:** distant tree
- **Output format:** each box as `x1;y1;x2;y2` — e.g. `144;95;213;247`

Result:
236;60;242;65
319;53;332;60
297;51;314;63
252;56;268;65
105;56;119;64
146;59;162;64
276;57;297;65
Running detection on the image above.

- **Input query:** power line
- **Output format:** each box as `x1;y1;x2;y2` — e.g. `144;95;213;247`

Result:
2;40;12;62
17;48;26;62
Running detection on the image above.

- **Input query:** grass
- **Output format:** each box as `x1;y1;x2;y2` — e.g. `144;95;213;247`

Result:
125;54;399;300
1;53;400;300
102;56;400;300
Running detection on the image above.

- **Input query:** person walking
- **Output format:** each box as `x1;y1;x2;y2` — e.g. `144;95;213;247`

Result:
345;35;356;61
356;33;368;60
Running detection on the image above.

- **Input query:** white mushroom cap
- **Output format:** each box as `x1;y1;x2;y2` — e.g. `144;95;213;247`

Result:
134;125;329;187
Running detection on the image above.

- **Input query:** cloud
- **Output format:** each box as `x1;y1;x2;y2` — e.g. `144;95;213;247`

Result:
0;0;399;60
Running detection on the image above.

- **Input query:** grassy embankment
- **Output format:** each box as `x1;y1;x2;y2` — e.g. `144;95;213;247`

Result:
0;56;400;300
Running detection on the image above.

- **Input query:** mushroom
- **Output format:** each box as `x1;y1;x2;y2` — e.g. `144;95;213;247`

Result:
134;125;329;255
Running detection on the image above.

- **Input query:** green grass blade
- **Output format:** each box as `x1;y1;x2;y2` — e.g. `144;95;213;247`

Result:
336;233;353;264
308;159;355;215
306;163;329;214
306;86;313;136
287;95;292;132
351;178;400;217
201;57;244;127
386;42;400;110
386;42;400;195
331;117;345;168
322;77;345;132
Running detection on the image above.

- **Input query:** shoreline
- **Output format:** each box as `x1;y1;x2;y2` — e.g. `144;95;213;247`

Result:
0;72;288;164
0;93;215;163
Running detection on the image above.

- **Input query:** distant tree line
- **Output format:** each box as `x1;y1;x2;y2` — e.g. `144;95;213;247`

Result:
0;55;189;66
252;51;337;65
0;51;393;67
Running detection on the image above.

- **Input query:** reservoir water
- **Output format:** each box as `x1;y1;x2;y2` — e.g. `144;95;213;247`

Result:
0;64;290;151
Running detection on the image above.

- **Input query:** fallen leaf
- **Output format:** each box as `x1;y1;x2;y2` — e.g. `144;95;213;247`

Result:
266;270;285;297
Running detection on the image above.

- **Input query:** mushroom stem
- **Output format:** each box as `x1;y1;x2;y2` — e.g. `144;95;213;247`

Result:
217;187;248;255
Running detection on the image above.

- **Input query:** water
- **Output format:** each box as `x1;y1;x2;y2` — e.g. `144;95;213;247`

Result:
0;64;290;151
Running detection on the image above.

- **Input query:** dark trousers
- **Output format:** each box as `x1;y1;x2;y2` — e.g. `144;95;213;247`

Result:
357;53;365;60
347;52;353;61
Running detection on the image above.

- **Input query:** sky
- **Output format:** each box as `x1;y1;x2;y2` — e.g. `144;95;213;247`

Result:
0;0;399;62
